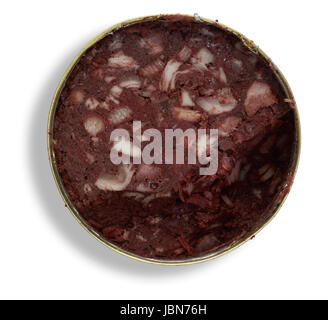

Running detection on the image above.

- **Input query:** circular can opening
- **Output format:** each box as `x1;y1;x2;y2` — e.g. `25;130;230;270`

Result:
48;14;300;265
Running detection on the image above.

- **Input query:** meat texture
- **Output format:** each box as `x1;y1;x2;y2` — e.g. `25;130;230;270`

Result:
53;16;296;260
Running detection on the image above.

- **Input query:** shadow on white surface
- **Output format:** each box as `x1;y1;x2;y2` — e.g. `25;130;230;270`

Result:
27;38;229;277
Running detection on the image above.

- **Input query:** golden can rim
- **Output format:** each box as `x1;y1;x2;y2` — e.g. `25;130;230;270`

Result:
47;14;301;266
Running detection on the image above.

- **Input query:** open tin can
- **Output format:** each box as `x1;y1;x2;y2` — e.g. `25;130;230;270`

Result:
47;14;300;265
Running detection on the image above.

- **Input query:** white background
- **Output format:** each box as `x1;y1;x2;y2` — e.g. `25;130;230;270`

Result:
0;0;327;300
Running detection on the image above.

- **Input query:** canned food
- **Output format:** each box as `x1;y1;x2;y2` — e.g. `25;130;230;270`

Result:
47;14;300;265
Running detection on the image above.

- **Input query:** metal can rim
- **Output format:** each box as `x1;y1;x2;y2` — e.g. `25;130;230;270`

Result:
47;14;301;266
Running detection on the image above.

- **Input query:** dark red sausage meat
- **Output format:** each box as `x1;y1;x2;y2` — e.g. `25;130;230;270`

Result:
52;16;297;260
